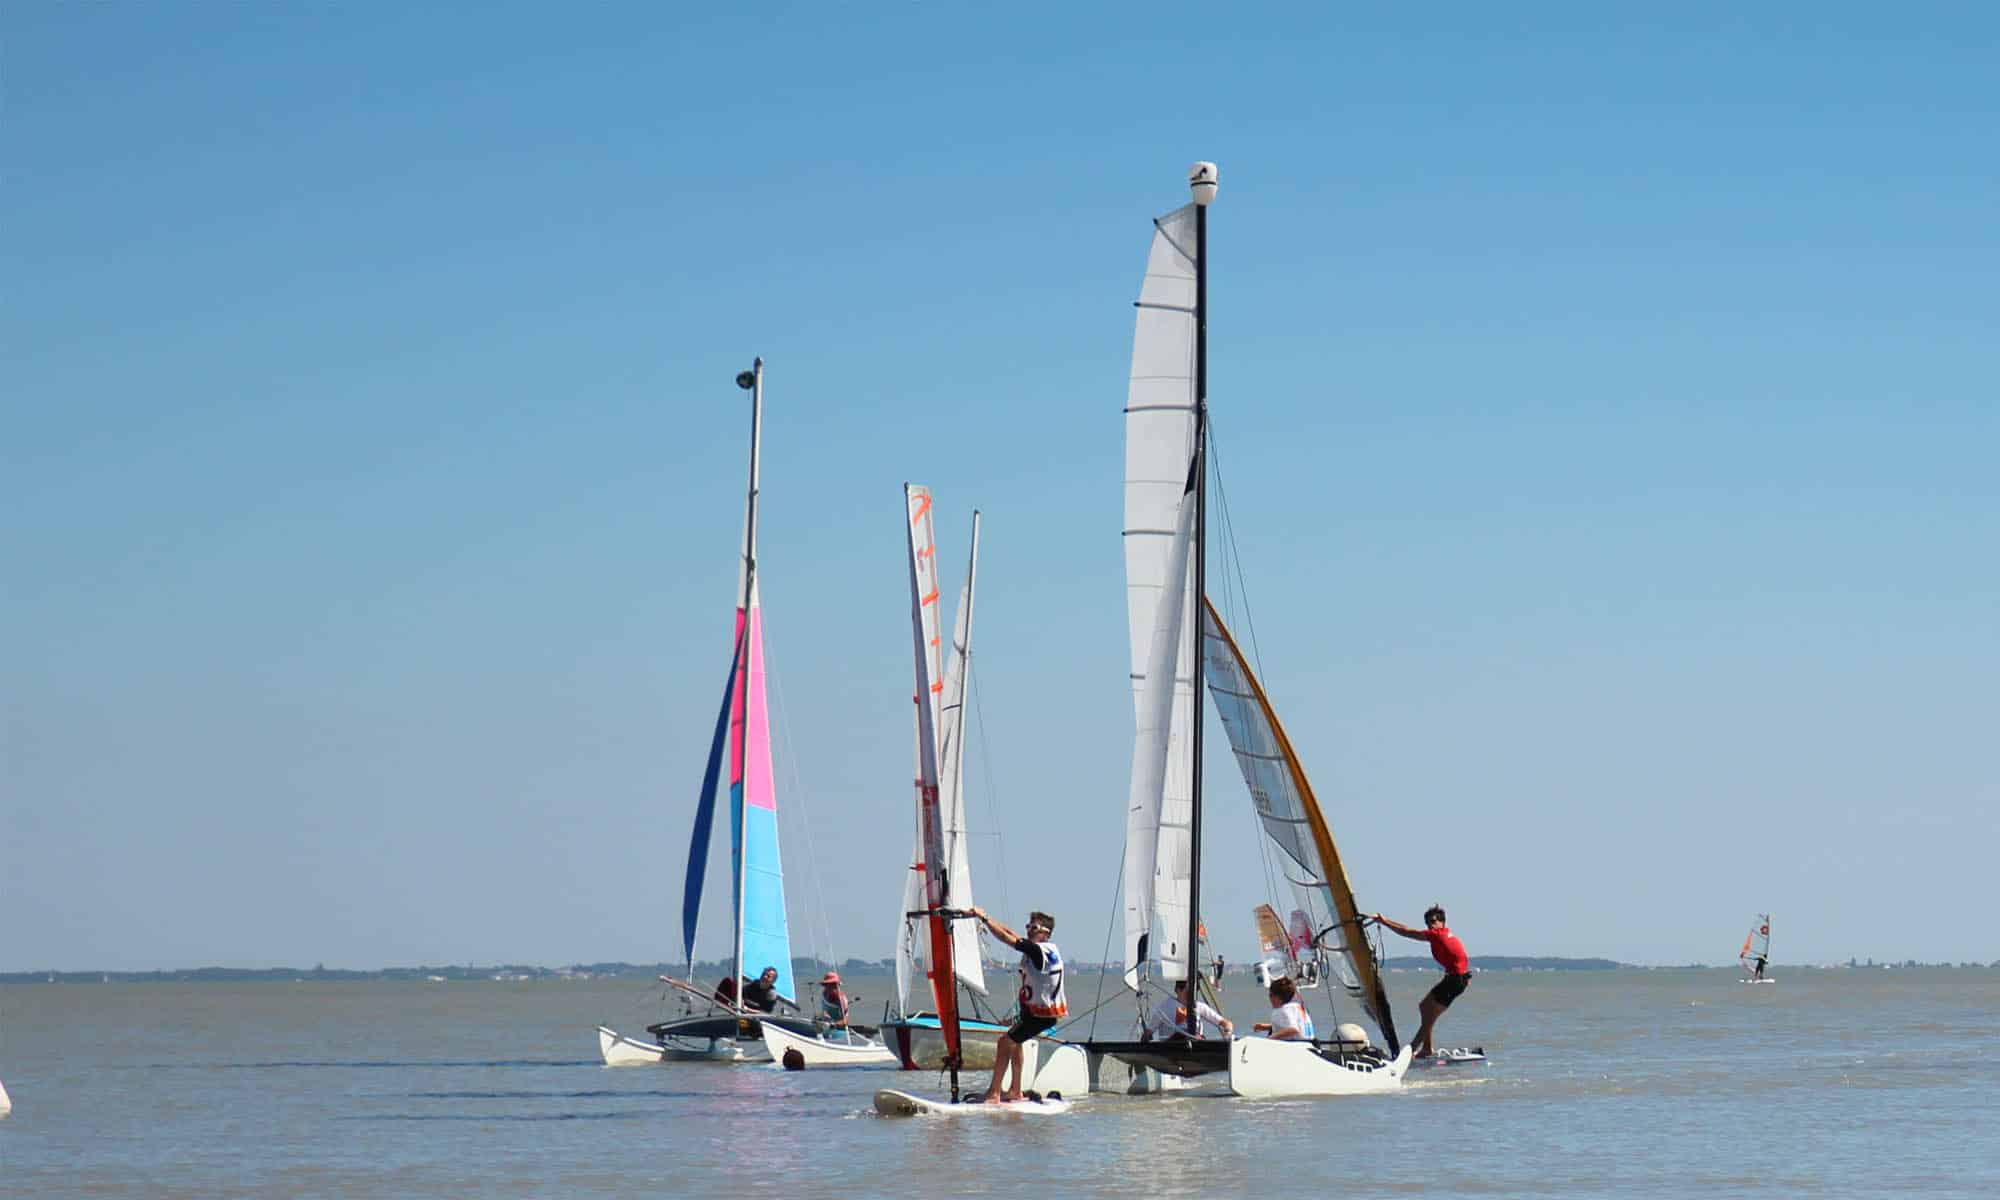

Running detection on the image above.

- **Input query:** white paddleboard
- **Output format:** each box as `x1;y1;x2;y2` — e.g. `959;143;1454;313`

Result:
1410;1046;1487;1068
873;1088;1073;1117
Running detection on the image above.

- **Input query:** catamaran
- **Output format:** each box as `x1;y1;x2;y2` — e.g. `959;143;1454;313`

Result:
1739;914;1774;983
598;359;819;1065
873;486;1079;1116
1083;164;1411;1099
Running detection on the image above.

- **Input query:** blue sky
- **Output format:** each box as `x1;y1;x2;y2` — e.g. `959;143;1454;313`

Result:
6;4;1995;972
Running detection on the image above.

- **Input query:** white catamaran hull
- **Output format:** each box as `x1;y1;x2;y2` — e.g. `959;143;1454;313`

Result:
598;1025;767;1066
759;1022;898;1067
1228;1040;1413;1099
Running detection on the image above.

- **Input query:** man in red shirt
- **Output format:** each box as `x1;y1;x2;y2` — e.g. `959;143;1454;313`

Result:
1372;905;1471;1058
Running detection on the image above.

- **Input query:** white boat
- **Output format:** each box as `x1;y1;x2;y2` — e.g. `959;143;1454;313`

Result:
598;358;811;1065
1;1075;12;1118
1084;165;1408;1100
1081;161;1232;1092
759;1020;897;1067
874;486;1079;1116
1230;1039;1415;1099
1739;914;1774;983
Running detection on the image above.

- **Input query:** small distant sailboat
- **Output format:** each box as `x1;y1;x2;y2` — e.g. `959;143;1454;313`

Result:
1;1075;12;1118
1739;914;1774;983
597;358;819;1065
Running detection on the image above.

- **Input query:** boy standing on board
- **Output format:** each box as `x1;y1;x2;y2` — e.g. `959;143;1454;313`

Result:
1372;905;1471;1057
968;905;1067;1102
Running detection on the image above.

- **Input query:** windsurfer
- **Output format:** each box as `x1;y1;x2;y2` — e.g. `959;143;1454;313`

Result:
1143;979;1232;1041
968;905;1067;1102
1753;955;1767;980
1371;905;1470;1057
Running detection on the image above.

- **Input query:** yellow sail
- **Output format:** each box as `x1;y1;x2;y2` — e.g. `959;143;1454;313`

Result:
1201;597;1401;1052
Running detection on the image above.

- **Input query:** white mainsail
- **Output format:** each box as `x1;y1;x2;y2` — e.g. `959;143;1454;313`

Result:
895;509;988;1011
1122;203;1201;985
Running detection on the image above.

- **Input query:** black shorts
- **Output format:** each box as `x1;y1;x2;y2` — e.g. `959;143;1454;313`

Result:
1426;973;1471;1009
1005;1013;1060;1043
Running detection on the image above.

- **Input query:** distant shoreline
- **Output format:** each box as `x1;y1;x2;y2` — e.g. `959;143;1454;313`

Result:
8;955;1989;983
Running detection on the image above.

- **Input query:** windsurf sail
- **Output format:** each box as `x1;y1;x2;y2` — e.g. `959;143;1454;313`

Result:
896;513;989;1009
1740;914;1772;977
904;484;963;1088
1122;202;1202;988
1201;597;1401;1052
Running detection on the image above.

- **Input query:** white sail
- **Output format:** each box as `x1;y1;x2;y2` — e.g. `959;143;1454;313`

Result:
1122;203;1201;985
1123;480;1196;984
936;513;987;995
896;496;987;1011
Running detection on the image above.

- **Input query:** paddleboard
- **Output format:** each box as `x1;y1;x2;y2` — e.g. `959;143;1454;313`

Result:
873;1088;1073;1117
1409;1046;1486;1068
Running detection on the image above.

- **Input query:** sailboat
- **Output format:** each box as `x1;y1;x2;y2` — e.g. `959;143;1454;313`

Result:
1739;914;1774;983
1085;164;1410;1099
1203;599;1413;1096
874;486;1076;1116
0;1075;11;1118
598;358;820;1065
878;510;1013;1072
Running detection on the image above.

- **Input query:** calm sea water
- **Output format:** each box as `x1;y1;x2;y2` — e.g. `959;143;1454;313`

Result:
3;968;1996;1198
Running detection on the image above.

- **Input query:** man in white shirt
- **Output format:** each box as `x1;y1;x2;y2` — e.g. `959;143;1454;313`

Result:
1143;979;1233;1040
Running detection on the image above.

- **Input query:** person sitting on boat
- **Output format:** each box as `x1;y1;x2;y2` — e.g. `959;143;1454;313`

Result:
738;966;794;1014
817;971;852;1043
1143;979;1233;1041
1252;975;1315;1040
1371;905;1471;1057
712;976;740;1009
968;905;1067;1103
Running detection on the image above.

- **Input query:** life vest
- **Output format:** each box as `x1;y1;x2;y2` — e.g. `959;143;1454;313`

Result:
1018;941;1068;1018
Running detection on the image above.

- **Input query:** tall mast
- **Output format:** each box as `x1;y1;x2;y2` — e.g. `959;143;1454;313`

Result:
1184;162;1216;1035
731;357;763;1001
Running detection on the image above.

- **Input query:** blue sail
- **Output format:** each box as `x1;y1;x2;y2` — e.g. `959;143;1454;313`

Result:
681;626;747;971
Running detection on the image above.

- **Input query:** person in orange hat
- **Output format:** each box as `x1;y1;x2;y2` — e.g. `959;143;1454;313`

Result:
816;971;852;1042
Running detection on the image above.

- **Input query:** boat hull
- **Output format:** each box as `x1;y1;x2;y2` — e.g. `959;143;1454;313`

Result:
1227;1039;1413;1098
882;1017;1008;1070
759;1022;898;1067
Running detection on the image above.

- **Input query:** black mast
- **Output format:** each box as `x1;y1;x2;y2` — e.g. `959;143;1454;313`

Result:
1184;164;1214;1036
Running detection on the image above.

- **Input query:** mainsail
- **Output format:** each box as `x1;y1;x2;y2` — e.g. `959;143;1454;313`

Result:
1122;202;1202;986
895;513;988;1010
903;484;963;1080
1200;597;1401;1052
